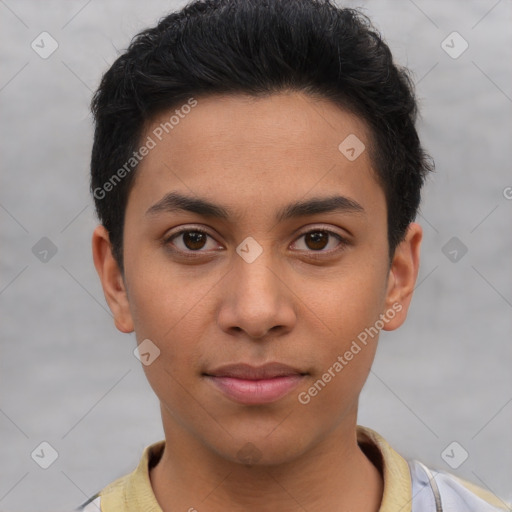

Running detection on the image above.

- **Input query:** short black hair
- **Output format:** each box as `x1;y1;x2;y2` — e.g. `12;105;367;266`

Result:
90;0;434;272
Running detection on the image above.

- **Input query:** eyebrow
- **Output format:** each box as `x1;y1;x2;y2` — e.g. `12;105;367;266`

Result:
145;191;365;222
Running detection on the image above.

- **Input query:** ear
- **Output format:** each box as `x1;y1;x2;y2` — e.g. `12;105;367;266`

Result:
382;222;422;331
92;224;134;333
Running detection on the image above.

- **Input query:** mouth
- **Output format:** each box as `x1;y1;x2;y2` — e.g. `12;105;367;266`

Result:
203;362;307;405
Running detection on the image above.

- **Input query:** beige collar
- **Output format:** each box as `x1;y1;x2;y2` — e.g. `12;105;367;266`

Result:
99;425;412;511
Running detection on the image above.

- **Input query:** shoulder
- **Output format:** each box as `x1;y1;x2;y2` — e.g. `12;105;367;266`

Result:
357;425;510;512
74;472;137;511
408;459;511;512
74;440;165;512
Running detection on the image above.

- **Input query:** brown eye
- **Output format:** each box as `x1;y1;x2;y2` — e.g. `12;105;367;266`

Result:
291;228;347;255
166;228;221;254
304;231;329;250
182;231;208;250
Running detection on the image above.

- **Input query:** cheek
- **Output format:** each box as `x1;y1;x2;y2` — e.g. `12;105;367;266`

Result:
126;261;222;368
135;308;208;413
125;253;205;338
295;352;374;437
296;276;385;417
301;263;389;343
295;261;388;402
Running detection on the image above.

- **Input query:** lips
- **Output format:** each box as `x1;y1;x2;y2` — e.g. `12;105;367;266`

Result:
206;362;304;380
204;363;307;405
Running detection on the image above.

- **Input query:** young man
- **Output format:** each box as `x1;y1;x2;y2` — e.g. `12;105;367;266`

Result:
81;0;509;510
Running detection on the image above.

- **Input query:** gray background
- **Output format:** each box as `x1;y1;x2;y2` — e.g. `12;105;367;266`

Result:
1;1;511;511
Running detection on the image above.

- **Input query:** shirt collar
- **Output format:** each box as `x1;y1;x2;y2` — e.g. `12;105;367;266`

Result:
100;425;412;511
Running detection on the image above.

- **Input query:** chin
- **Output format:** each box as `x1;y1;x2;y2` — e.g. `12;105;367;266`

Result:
207;428;311;467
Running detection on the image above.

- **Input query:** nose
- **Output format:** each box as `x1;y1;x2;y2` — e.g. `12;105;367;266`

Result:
216;247;297;340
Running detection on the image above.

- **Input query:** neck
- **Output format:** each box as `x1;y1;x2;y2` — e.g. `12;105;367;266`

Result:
150;415;383;512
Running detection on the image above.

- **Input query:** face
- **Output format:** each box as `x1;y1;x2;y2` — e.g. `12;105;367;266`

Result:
93;91;421;465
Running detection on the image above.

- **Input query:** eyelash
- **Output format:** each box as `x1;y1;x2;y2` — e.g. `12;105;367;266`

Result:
163;225;350;259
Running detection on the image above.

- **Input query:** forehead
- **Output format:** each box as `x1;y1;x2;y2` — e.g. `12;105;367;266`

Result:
128;91;384;219
144;92;371;161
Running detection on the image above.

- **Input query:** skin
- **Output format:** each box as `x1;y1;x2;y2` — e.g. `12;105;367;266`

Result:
92;91;422;511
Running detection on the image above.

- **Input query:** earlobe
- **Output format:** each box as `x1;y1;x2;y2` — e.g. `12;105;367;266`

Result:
382;222;422;331
91;225;134;333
